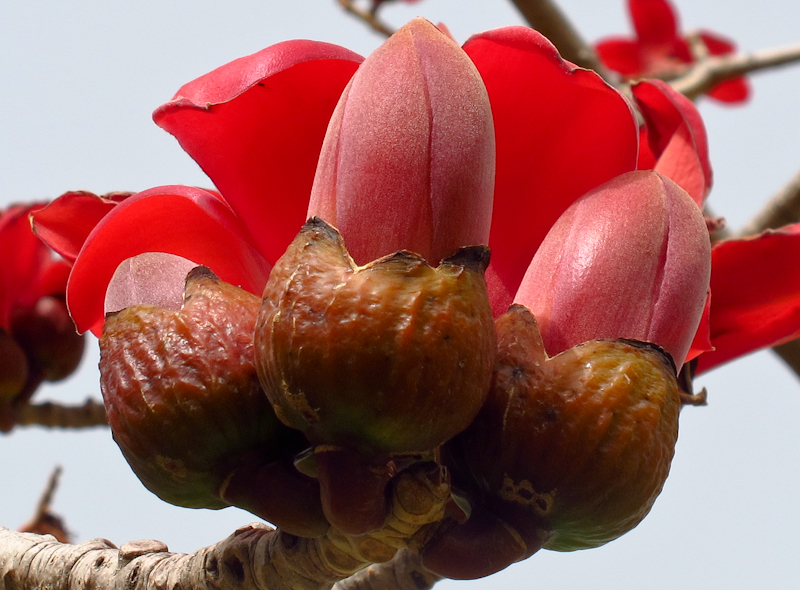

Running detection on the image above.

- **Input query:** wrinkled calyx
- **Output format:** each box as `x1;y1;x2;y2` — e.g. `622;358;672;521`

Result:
255;217;495;534
100;266;327;537
423;306;680;579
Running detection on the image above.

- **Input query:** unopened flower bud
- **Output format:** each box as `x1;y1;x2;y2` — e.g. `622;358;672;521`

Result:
514;170;710;369
308;18;495;265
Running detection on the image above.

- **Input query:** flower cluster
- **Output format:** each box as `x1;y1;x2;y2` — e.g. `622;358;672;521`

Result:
25;16;800;578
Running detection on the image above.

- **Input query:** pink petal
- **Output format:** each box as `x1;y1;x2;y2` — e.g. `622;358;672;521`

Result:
633;79;712;205
154;41;363;266
67;186;271;335
697;225;800;373
514;171;711;370
104;253;200;315
464;27;639;315
308;18;494;265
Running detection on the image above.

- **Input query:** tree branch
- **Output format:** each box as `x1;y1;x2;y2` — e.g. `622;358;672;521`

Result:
0;464;450;590
739;166;800;237
338;0;394;38
672;42;800;100
13;398;107;429
507;0;613;77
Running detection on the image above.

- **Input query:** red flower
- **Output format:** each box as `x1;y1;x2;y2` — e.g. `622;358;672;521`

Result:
0;203;84;431
595;0;750;103
31;19;799;375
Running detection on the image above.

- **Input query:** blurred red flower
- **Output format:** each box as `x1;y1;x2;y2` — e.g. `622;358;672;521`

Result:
0;203;84;430
595;0;750;103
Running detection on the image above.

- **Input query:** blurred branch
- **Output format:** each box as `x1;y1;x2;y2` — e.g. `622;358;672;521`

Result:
672;42;800;100
739;166;800;237
333;550;440;590
14;398;107;429
0;464;449;590
508;0;613;77
338;0;394;38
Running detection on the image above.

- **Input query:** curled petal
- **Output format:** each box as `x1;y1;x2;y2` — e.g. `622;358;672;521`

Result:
633;79;712;205
308;18;495;265
31;191;129;263
464;26;639;315
697;225;800;373
514;171;711;369
154;41;363;265
67;186;271;335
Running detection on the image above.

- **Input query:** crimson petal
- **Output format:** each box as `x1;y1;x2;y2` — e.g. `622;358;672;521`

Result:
67;186;271;335
697;225;800;373
154;41;363;266
633;79;712;205
594;38;645;75
630;0;680;49
31;191;125;263
464;27;639;314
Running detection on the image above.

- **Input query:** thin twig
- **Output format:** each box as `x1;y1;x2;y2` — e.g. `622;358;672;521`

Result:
508;0;613;78
14;398;107;429
672;41;800;100
18;466;71;543
338;0;395;38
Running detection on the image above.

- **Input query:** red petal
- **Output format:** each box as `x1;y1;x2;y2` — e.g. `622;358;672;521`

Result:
696;225;800;373
633;80;712;205
31;191;122;263
707;77;751;104
630;0;680;49
698;31;736;56
0;204;69;329
154;41;363;266
464;27;639;314
67;186;271;335
595;38;646;75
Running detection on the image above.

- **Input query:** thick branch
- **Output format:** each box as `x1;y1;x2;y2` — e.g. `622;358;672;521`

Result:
0;464;450;590
13;398;107;429
508;0;612;76
672;42;800;100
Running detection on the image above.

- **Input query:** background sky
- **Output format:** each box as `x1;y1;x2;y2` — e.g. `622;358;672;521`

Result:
1;1;799;589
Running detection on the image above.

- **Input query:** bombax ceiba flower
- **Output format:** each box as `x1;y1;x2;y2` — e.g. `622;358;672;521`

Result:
28;16;800;578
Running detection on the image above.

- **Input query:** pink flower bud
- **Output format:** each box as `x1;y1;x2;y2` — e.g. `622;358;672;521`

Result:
308;18;495;265
514;170;710;369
